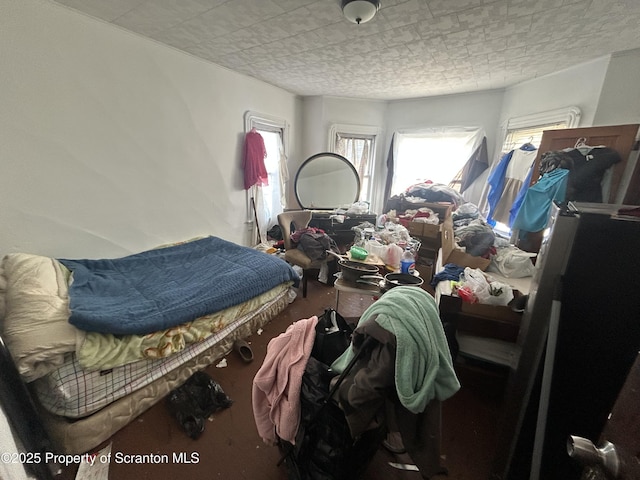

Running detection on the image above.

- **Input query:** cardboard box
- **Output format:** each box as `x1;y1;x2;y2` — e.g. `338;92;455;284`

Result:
439;293;522;342
416;257;435;283
418;245;438;262
405;220;427;237
401;202;454;239
440;221;491;271
446;248;491;270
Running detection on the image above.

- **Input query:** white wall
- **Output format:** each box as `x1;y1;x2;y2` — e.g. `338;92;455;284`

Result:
296;96;387;209
500;56;610;130
594;49;640;203
0;0;301;258
594;48;640;126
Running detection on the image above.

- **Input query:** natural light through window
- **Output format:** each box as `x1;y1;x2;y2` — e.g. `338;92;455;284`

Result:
244;110;289;244
391;129;483;196
330;124;379;205
335;135;374;203
256;129;283;230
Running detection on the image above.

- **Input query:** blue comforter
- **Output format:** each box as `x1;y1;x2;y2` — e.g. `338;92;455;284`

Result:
59;237;299;335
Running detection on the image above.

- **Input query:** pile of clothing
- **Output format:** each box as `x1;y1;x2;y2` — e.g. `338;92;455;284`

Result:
290;227;339;261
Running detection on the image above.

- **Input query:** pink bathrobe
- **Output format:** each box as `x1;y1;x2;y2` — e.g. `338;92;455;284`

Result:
252;316;318;445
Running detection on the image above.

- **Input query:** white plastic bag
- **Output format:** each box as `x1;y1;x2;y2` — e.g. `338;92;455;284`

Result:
483;281;514;306
346;201;370;215
462;267;514;306
462;267;491;301
386;244;403;270
488;246;537;278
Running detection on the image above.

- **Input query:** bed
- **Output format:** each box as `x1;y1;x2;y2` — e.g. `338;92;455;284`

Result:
0;236;299;455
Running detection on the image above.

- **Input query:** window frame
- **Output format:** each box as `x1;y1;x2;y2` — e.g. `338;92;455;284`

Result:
328;123;380;204
244;111;289;156
243;111;290;243
499;106;582;153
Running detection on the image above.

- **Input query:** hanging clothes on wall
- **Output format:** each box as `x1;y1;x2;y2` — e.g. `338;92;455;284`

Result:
243;128;269;190
512;168;569;232
508;165;534;228
485;143;537;227
562;146;622;202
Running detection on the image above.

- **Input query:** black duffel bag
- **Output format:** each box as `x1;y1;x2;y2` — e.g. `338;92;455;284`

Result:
279;337;386;480
311;308;353;366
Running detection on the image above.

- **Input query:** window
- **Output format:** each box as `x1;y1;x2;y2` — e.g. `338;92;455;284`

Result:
500;106;581;153
501;123;566;153
255;129;283;224
329;124;379;203
391;127;484;196
244;111;289;244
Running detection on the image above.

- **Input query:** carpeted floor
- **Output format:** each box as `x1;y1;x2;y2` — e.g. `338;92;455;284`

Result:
56;279;505;480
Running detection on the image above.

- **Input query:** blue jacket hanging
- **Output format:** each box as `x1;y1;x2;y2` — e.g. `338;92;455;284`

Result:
509;165;534;227
512;168;569;232
485;151;512;226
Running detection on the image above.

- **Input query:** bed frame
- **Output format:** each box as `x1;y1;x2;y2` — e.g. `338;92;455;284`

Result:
0;334;57;480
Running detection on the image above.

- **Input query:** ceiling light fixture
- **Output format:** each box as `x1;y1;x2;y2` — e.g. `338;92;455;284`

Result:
341;0;381;25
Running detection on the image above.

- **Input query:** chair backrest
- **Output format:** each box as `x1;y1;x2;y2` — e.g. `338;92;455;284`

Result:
277;210;312;250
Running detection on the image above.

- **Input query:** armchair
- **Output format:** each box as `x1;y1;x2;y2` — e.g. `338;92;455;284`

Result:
277;210;324;298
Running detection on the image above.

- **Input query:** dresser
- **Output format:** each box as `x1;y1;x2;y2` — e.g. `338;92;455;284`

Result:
308;212;377;250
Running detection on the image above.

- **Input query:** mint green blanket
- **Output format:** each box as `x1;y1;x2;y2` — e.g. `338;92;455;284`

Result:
331;286;460;414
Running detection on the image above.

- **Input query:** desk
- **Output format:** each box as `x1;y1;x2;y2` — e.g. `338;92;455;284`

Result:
333;277;381;312
309;212;377;249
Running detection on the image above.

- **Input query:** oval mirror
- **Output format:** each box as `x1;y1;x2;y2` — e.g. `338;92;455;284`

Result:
294;152;360;210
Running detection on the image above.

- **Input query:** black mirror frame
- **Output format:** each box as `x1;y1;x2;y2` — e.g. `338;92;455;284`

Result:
294;152;361;210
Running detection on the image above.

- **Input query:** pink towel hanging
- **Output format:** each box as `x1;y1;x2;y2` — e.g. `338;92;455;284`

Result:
243;130;269;190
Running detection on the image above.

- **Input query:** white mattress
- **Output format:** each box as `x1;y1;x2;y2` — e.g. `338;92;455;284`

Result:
37;290;291;455
33;289;288;418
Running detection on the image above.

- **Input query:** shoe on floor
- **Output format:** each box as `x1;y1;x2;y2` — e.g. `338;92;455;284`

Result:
233;339;254;363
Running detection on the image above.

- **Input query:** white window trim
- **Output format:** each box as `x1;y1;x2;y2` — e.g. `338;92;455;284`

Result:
328;123;381;206
327;123;381;151
243;111;290;242
504;106;581;131
244;110;289;156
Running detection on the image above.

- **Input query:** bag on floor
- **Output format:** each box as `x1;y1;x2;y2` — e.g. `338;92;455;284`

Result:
166;371;233;439
279;341;385;480
279;358;385;480
311;309;353;366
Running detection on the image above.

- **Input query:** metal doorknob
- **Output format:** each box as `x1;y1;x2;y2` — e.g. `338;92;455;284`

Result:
567;435;620;478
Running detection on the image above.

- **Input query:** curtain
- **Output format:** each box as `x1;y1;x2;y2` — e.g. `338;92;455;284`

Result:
459;136;489;193
383;133;396;207
253;131;286;244
336;135;371;202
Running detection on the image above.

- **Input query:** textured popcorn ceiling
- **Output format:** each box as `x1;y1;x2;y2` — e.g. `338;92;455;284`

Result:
52;0;640;100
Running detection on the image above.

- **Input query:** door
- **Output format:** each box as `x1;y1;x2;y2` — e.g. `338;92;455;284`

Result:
530;124;639;203
493;204;640;480
568;353;640;479
516;124;639;253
